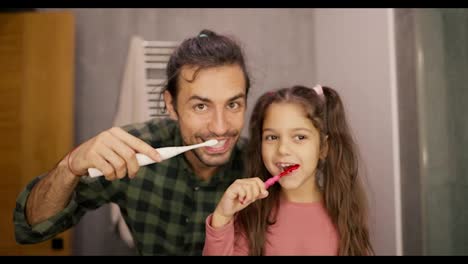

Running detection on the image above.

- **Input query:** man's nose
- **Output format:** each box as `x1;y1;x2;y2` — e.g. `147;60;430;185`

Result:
208;110;229;136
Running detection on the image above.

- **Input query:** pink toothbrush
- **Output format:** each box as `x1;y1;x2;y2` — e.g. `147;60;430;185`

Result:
264;164;300;189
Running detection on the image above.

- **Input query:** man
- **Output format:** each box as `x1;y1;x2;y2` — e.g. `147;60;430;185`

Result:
14;29;251;255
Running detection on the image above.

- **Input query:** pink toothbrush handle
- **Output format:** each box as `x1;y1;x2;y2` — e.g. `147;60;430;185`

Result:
264;176;280;189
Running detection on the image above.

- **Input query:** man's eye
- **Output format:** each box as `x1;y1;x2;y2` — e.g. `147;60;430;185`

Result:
228;102;240;110
194;104;207;111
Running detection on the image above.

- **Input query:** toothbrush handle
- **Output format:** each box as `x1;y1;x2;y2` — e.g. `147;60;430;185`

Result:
87;153;156;178
264;176;280;189
87;146;196;178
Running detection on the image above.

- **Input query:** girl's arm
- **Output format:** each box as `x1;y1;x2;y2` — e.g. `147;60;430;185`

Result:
203;177;268;255
202;214;249;255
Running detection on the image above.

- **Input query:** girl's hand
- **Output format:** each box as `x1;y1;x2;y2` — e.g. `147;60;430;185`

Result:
211;177;269;228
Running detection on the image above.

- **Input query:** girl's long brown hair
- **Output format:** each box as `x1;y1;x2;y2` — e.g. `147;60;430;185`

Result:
236;85;374;255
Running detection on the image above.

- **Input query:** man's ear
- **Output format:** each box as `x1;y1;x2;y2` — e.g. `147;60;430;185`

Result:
319;135;329;160
164;90;178;120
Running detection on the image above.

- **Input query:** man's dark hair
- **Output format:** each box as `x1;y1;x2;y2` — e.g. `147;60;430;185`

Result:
165;29;251;105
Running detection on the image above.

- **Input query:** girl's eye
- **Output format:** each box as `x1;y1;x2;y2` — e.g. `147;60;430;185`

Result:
264;135;278;141
294;135;306;140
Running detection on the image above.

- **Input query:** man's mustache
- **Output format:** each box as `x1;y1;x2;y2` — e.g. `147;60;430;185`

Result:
196;130;239;139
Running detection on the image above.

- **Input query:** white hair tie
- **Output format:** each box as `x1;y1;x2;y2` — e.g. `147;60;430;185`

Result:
313;84;325;101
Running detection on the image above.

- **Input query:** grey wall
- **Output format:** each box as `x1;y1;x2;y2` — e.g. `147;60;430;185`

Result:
42;8;317;255
68;8;317;141
313;9;402;255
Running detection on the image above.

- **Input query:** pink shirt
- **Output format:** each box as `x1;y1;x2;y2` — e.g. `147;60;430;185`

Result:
203;199;339;256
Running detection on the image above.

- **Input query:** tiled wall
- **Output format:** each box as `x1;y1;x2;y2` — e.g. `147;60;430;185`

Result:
396;8;467;256
413;9;468;255
439;9;468;255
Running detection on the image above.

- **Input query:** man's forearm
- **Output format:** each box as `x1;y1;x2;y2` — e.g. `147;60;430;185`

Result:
25;158;81;226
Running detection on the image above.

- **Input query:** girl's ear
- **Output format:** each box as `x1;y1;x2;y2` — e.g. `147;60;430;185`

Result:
319;135;329;160
164;90;179;120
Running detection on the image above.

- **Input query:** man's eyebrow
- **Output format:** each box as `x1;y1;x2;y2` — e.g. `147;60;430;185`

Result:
228;93;246;101
187;95;211;103
187;93;246;103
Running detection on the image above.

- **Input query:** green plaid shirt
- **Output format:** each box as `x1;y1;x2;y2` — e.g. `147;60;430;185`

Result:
14;118;247;255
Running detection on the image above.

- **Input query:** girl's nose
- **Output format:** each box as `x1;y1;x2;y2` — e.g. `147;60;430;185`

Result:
277;139;291;156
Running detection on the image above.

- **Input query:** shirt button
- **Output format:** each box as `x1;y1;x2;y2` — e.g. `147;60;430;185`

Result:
193;186;199;191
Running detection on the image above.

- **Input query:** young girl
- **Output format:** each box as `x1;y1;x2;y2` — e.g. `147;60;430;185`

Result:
202;85;373;256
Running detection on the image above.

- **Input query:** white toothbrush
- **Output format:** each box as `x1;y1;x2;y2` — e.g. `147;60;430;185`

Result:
87;139;219;178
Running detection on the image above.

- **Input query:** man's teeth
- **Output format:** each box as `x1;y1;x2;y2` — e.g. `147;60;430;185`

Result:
211;139;226;148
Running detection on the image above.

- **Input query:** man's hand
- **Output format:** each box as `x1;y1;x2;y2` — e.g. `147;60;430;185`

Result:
68;127;161;180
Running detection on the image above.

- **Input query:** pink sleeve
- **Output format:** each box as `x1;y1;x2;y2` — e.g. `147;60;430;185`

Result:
202;214;249;256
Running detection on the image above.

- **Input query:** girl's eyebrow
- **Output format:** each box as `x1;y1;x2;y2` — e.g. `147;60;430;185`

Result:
291;128;314;133
262;128;313;133
262;128;276;133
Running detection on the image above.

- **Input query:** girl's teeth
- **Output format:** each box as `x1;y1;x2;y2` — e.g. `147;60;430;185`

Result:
277;163;294;171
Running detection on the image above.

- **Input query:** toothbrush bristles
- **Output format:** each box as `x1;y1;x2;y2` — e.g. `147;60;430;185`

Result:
205;139;218;146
